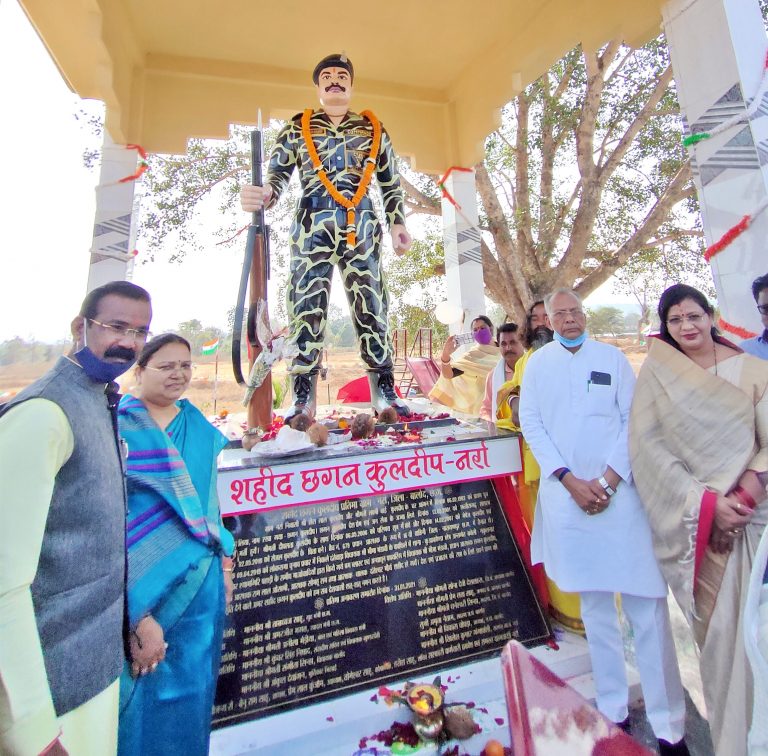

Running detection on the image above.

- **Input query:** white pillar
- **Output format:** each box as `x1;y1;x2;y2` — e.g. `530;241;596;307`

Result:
440;168;486;334
86;133;140;291
663;0;768;337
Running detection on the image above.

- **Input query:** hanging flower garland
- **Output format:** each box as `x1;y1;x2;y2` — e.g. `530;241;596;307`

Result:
97;144;149;187
700;195;767;340
437;166;474;211
718;318;758;339
683;51;768;148
118;144;149;183
301;109;381;247
704;215;750;262
702;194;768;264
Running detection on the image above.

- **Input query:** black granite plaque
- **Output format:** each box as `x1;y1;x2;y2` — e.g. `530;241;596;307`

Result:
212;477;550;728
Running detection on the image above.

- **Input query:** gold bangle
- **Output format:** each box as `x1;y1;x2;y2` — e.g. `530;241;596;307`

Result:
223;567;234;573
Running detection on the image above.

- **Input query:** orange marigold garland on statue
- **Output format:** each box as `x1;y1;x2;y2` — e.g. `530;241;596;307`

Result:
301;109;382;247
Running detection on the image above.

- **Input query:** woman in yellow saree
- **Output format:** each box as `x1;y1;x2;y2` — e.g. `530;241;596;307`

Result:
429;316;500;416
630;284;768;756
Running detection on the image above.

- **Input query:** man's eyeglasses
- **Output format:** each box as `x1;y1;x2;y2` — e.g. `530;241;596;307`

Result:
551;308;584;319
145;362;195;374
666;313;705;327
88;318;152;342
757;304;768;315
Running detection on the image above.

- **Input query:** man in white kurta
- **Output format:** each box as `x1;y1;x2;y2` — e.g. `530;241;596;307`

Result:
519;289;688;753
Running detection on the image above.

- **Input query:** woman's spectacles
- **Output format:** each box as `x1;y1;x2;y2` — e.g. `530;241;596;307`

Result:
145;362;195;374
88;318;152;342
757;304;768;315
666;313;705;327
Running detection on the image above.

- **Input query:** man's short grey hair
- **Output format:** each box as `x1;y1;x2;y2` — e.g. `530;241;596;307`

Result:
543;288;583;317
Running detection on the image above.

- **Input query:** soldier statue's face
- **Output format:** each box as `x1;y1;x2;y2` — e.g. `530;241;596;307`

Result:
316;67;353;113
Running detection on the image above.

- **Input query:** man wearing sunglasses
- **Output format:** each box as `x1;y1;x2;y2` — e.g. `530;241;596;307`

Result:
0;281;152;755
741;273;768;360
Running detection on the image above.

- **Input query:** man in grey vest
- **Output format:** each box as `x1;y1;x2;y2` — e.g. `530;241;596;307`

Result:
0;281;152;756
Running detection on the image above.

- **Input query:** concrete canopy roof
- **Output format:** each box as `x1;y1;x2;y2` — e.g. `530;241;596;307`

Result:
20;0;666;173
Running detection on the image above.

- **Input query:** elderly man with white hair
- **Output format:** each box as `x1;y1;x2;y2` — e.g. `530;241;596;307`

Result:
518;287;689;756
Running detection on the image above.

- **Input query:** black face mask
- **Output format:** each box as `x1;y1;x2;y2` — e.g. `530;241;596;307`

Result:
74;335;137;383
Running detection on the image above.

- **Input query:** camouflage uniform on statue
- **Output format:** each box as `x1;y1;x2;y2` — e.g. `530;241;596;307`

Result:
241;53;412;420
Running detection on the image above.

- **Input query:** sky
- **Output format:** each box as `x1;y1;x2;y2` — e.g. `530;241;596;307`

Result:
0;0;636;345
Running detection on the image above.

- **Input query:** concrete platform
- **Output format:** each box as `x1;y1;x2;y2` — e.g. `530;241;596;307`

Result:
209;629;645;755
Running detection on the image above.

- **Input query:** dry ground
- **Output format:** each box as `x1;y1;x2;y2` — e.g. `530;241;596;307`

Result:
0;337;648;414
0;347;379;415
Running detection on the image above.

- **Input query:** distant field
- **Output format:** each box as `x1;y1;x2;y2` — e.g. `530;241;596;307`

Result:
0;347;373;416
0;337;648;415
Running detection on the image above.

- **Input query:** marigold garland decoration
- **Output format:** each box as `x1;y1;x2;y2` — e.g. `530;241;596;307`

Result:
437;166;473;210
718;318;758;340
117;144;149;184
301;109;381;246
703;215;751;262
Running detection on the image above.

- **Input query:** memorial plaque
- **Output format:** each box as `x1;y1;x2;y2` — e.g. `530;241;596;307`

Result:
213;477;550;728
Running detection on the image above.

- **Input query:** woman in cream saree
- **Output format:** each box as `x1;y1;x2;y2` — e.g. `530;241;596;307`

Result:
630;284;768;756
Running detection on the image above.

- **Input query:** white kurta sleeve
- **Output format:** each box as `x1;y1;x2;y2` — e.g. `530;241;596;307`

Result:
519;355;568;479
0;399;73;756
604;351;636;483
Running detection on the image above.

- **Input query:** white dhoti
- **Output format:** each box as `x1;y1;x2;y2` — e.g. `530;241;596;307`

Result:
580;592;685;743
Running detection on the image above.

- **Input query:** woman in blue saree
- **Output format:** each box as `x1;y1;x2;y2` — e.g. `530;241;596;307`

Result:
117;334;234;756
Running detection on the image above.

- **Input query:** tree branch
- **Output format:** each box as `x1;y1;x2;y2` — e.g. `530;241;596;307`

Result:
513;92;537;269
400;175;441;215
550;179;582;245
599;65;674;177
555;47;606;284
476;162;534;304
538;72;557;264
603;46;634;87
157;168;242;209
573;162;693;297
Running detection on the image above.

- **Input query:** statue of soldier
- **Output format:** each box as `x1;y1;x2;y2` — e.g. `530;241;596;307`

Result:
240;53;412;419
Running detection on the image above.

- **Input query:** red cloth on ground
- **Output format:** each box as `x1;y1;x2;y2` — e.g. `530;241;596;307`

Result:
492;476;550;611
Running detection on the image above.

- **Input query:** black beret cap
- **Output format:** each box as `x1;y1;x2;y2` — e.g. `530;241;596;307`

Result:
312;53;354;84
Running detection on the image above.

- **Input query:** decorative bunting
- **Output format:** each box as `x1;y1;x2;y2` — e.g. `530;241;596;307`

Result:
704;196;768;262
704;215;751;262
117;144;149;184
718;318;758;340
437;166;473;211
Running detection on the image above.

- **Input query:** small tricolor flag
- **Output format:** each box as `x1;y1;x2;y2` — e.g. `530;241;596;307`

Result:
201;338;219;355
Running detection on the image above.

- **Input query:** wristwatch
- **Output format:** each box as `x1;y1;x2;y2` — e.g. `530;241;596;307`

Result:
598;475;616;496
